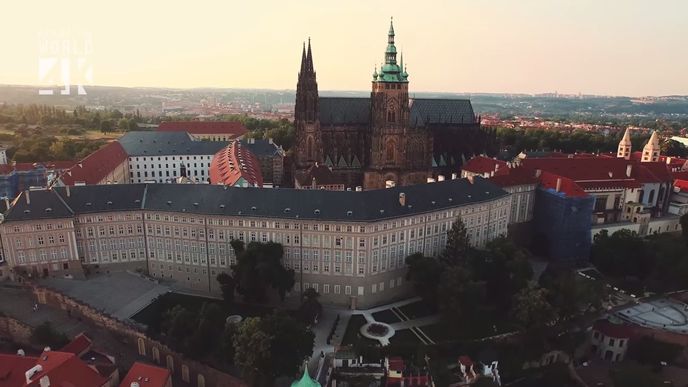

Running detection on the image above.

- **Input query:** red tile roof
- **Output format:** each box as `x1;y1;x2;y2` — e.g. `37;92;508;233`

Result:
209;140;264;187
60;142;128;185
119;362;170;387
489;166;538;187
60;333;93;356
0;354;38;387
538;171;588;198
1;350;108;387
673;171;688;181
462;156;508;176
158;121;247;137
593;319;635;339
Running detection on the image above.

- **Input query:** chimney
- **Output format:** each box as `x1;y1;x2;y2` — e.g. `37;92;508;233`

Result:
39;376;50;387
626;164;632;178
25;190;30;205
268;138;273;144
555;178;562;192
437;175;445;182
399;192;406;206
355;186;363;192
65;185;71;197
426;178;436;183
535;169;542;178
451;173;458;180
467;175;474;184
666;156;672;165
4;197;9;210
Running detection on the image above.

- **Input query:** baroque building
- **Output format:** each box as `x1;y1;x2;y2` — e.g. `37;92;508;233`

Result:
294;19;496;189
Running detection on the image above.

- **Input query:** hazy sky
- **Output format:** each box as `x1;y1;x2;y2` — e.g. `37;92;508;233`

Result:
2;0;687;96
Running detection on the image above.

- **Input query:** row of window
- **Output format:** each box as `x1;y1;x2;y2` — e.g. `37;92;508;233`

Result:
301;277;404;297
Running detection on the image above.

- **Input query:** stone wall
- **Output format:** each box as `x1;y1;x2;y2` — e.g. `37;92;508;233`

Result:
33;285;245;387
0;315;33;344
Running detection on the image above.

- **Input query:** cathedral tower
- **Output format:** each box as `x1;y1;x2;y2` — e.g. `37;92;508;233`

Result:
294;39;323;169
641;130;660;162
617;128;632;160
364;18;431;189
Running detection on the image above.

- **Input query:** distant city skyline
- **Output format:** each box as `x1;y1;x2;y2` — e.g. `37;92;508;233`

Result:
2;0;687;97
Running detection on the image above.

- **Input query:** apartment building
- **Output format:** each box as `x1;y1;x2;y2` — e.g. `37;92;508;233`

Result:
0;177;511;308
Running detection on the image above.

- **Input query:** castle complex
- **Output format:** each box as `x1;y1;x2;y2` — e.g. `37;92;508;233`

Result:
293;19;495;189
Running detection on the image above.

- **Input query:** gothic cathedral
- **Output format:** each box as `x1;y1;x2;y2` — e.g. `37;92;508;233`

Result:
294;19;495;190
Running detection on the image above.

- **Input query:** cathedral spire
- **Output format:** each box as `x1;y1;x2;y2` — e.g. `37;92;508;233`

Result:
300;42;307;73
385;17;397;65
306;37;314;72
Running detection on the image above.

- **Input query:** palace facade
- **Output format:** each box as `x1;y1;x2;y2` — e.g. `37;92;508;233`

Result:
293;19;496;190
0;178;510;308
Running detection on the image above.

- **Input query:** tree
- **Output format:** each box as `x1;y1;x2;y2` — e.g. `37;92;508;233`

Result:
31;322;68;349
512;285;555;333
162;305;196;353
541;269;606;325
233;317;272;386
232;242;294;303
118;118;129;131
437;265;486;330
441;217;471;265
186;303;226;358
611;364;664;387
216;272;235;304
220;321;238;365
299;287;322;325
233;313;314;386
405;253;443;303
99;119;113;133
661;139;688;157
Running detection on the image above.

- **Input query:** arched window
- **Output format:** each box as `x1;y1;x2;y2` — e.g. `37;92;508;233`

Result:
166;355;174;372
152;347;160;364
385;139;395;162
307;136;314;160
137;338;146;356
181;365;190;383
648;189;655;204
197;374;206;387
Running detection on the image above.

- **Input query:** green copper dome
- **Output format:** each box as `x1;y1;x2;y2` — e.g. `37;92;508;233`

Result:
291;367;321;387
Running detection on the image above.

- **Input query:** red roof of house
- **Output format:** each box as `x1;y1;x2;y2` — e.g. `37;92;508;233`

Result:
520;156;672;187
2;350;108;387
119;362;170;387
673;171;688;181
60;333;93;356
489;166;538;187
593;319;635;340
538;171;588;198
209;140;264;187
158;121;247;137
0;354;38;387
60;142;128;185
462;156;509;176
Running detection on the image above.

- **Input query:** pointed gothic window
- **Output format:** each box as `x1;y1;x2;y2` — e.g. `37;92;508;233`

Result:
387;110;395;123
307;136;314;160
386;139;395;162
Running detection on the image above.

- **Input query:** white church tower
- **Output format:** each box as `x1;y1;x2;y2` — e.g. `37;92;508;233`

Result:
617;128;632;160
641;130;660;162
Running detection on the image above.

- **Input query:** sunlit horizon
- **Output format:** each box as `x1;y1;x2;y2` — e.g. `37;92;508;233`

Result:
2;0;687;97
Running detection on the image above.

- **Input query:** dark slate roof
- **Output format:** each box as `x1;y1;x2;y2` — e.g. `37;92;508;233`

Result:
409;99;476;127
239;139;283;157
118;131;228;157
319;97;370;125
4;177;507;222
317;97;477;127
4;190;73;221
53;184;147;214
